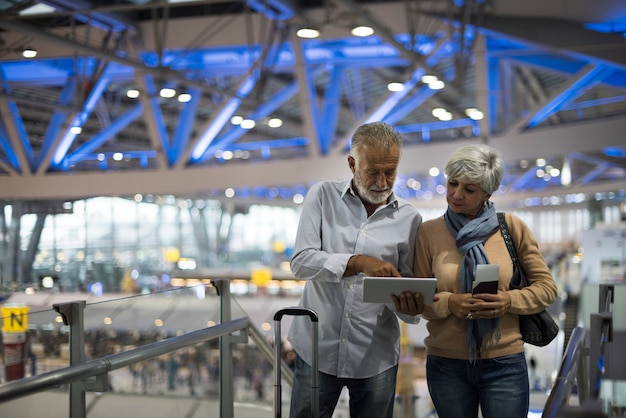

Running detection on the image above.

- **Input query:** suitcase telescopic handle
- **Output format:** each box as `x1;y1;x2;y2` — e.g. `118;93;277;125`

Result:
273;307;319;418
273;307;319;322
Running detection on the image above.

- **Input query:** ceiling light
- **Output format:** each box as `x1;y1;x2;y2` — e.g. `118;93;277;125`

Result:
159;87;176;98
70;126;82;134
126;89;140;99
351;26;374;37
428;80;445;90
268;118;283;128
432;108;447;118
231;115;243;125
561;159;571;186
240;119;255;129
437;111;452;121
178;93;192;103
421;75;438;84
297;28;320;39
465;108;484;120
387;82;404;92
22;48;37;58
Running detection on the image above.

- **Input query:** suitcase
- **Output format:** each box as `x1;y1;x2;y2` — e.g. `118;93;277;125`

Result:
273;307;319;418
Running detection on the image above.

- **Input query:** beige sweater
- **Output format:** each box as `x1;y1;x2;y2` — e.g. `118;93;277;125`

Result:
413;213;558;360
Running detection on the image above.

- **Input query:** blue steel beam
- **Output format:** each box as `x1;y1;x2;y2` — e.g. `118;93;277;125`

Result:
0;121;20;173
188;62;262;163
0;36;434;87
65;104;144;162
222;137;309;151
139;74;172;164
487;56;499;134
366;68;425;124
318;65;344;155
561;94;626;112
201;80;300;161
383;86;436;126
246;0;297;21
526;65;613;128
189;98;241;163
508;166;541;192
36;77;77;172
1;100;34;172
395;118;479;135
0;66;35;174
170;87;201;167
51;75;111;169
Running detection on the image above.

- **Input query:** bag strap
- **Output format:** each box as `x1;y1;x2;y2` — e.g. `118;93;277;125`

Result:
497;212;518;263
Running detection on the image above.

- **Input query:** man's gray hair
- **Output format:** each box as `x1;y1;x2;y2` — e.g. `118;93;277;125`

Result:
349;122;403;164
444;144;504;194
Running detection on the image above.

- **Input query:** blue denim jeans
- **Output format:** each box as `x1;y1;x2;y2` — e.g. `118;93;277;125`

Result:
289;353;398;418
426;353;529;418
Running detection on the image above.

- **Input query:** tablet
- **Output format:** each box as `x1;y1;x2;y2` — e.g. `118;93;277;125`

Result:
362;277;437;303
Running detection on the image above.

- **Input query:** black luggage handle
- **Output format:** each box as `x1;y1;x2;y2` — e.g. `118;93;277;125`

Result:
274;306;319;418
274;307;319;322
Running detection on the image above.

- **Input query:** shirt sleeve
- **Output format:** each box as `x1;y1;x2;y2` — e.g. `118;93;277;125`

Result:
290;183;349;283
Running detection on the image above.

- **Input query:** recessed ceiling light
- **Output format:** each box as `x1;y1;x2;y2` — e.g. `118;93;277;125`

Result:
297;28;320;39
351;26;374;37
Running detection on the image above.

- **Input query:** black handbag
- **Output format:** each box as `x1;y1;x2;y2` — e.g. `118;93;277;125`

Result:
497;212;559;347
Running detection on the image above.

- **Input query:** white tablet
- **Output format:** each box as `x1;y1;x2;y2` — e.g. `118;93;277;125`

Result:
362;277;437;303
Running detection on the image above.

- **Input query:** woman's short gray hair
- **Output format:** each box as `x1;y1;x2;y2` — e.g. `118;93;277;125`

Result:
349;121;403;164
444;144;503;194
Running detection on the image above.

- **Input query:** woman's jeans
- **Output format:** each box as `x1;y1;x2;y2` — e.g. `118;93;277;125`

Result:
289;353;398;418
426;353;529;418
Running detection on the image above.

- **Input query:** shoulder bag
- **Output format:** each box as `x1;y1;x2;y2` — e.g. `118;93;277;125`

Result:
497;212;559;347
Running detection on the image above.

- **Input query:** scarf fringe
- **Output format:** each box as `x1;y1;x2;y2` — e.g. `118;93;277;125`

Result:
468;325;502;363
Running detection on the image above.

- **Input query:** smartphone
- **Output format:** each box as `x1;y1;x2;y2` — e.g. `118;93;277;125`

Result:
472;264;500;294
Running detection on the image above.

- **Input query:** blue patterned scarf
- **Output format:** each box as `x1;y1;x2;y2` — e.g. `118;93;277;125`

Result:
444;200;501;361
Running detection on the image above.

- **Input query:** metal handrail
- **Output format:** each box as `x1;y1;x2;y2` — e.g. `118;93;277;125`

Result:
0;317;250;403
246;315;294;387
542;326;587;418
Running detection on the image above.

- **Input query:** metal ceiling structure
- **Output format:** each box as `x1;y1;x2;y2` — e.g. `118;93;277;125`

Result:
0;0;625;208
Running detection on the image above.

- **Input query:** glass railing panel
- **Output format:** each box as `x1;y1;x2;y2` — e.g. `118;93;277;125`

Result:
2;285;293;410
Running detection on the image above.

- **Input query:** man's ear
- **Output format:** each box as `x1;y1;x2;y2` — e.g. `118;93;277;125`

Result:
348;155;356;173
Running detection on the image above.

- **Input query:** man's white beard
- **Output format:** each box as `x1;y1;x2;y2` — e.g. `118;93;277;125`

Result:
355;171;392;205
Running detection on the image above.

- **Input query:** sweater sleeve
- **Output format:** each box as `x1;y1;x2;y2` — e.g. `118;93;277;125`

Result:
413;218;453;320
504;213;559;314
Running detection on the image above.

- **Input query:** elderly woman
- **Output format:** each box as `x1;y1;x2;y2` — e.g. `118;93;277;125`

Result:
413;144;558;418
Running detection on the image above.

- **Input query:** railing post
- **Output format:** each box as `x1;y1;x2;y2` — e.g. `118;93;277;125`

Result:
214;279;234;418
53;300;86;418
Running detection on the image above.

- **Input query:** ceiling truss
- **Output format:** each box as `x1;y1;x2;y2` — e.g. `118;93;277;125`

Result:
0;0;624;207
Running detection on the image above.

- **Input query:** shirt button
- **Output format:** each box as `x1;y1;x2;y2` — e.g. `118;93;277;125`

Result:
344;313;350;318
341;338;347;343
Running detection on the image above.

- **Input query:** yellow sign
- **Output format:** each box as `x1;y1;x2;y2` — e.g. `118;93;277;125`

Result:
251;267;272;287
1;305;29;333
